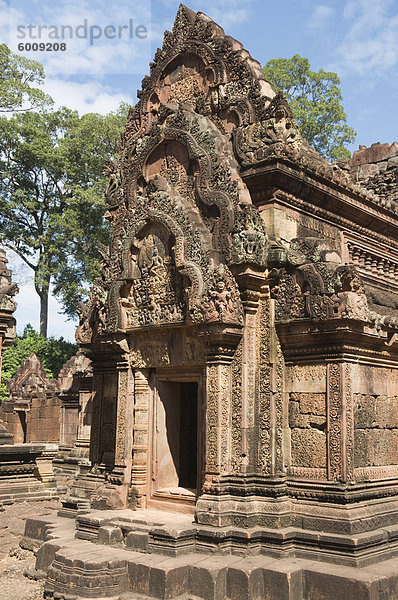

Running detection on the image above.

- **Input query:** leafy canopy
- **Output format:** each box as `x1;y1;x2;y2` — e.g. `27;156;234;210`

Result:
263;54;356;160
0;102;128;334
0;43;52;113
0;324;77;401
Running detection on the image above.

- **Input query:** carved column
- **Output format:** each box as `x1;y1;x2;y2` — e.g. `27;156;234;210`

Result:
201;327;242;491
327;362;354;483
234;271;268;476
111;357;135;502
76;387;93;449
130;368;151;508
88;366;104;467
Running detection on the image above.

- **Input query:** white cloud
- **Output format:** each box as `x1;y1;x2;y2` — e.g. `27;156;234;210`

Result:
308;5;334;30
335;0;398;76
0;0;23;44
42;78;134;114
7;0;152;76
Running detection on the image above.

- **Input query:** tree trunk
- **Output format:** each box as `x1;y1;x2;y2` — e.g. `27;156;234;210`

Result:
38;284;49;338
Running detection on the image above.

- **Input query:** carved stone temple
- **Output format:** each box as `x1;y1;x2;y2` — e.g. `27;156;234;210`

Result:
23;6;398;599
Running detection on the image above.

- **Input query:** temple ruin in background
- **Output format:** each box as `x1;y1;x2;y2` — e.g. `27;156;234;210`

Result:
0;251;59;505
22;6;398;599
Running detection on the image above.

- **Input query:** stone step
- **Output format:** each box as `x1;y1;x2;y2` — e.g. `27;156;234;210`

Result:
45;540;139;599
25;512;398;600
43;543;398;600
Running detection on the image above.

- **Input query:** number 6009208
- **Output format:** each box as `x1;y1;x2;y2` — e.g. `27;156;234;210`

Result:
18;43;66;51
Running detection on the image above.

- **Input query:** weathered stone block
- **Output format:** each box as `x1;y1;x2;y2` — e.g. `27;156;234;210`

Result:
354;430;398;467
126;530;148;552
291;429;327;468
291;392;326;415
97;525;123;546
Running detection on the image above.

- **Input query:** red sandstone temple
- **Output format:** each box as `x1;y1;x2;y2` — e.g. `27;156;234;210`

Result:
19;6;398;599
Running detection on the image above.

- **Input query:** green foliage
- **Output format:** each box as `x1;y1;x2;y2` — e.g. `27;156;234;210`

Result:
0;324;77;401
0;101;129;332
263;54;356;160
0;43;52;113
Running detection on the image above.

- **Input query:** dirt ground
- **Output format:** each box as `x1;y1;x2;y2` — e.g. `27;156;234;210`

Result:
0;499;58;600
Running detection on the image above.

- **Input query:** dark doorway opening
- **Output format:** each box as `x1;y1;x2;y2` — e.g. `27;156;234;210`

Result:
154;380;199;495
18;411;27;443
178;382;198;489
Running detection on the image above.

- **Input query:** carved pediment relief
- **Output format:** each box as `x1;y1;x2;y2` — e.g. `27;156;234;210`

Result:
119;224;186;330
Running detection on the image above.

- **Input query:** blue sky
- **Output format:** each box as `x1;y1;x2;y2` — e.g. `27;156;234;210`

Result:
1;0;397;340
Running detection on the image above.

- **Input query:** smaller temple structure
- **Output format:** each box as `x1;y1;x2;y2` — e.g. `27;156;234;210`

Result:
0;349;94;483
0;250;59;505
0;354;60;444
54;351;93;481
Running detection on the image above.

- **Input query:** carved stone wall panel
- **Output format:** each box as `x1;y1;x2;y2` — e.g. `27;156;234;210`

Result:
260;205;339;249
272;315;285;475
327;363;342;481
99;372;118;467
231;339;243;474
351;364;398;396
129;328;206;369
344;363;355;482
354;393;398;468
285;364;327;394
244;309;261;474
130;331;170;369
119;224;186;330
289;392;327;471
288;466;327;480
354;465;398;481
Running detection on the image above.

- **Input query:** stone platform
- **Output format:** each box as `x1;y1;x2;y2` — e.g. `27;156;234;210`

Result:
21;507;398;600
0;443;61;505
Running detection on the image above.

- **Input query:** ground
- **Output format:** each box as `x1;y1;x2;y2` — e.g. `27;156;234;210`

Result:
0;499;58;600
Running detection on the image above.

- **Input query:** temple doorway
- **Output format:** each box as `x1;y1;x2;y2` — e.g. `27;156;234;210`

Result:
150;376;202;510
16;411;27;443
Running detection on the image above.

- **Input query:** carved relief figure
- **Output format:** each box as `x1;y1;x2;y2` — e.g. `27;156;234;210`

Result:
119;228;185;329
231;205;268;267
203;264;243;324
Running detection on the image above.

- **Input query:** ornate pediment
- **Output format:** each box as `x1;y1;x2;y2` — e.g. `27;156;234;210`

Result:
122;3;275;145
88;6;277;341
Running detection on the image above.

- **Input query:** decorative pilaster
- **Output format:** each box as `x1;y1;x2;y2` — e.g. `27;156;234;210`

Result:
327;362;354;482
111;359;134;492
130;369;151;508
201;327;242;492
233;270;268;475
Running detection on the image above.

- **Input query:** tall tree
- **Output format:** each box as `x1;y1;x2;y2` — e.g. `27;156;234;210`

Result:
0;44;51;113
0;104;128;336
263;54;356;160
